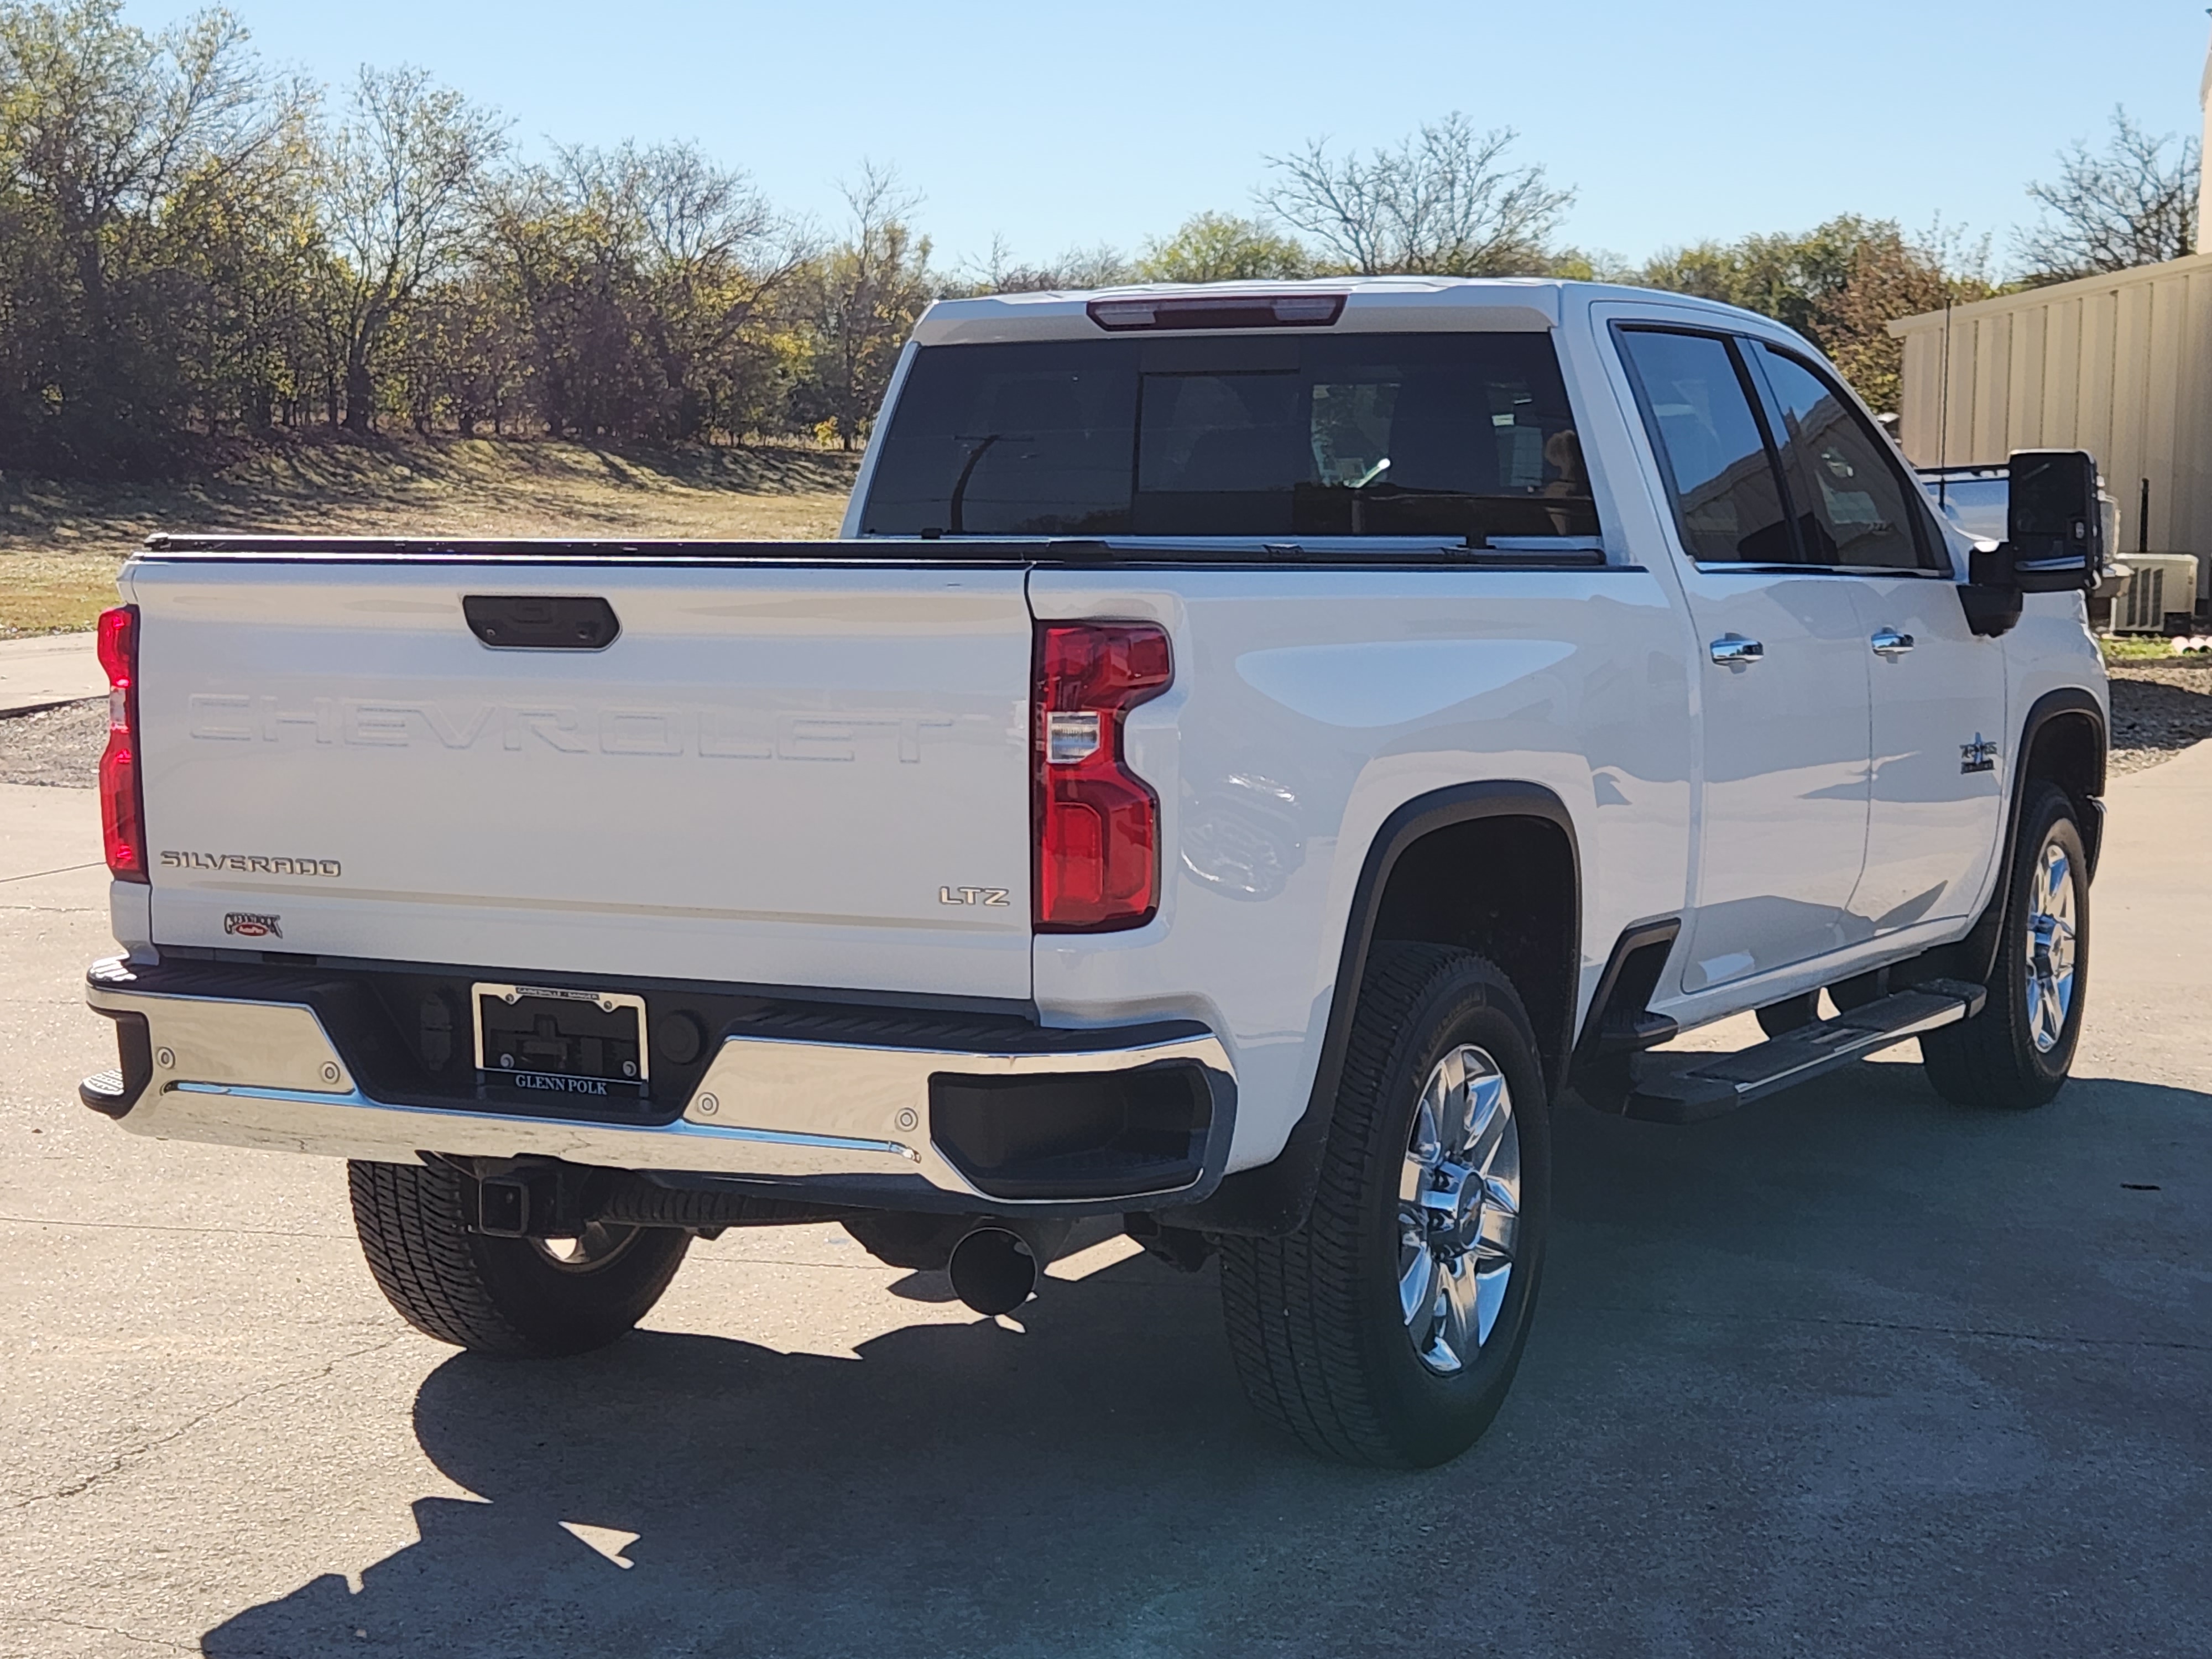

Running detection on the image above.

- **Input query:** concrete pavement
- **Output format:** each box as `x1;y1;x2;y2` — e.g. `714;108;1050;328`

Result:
0;633;104;717
0;749;2206;1658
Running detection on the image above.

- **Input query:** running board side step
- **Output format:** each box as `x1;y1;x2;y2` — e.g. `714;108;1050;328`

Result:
1624;980;1986;1124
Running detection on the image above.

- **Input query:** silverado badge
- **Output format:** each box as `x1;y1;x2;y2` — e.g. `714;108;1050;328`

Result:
161;851;342;877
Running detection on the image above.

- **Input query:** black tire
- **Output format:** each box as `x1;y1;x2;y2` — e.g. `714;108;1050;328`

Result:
1919;782;2089;1109
348;1159;690;1357
1756;991;1820;1037
1218;943;1551;1468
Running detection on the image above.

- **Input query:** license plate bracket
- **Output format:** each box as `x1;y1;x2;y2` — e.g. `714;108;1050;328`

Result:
473;982;648;1103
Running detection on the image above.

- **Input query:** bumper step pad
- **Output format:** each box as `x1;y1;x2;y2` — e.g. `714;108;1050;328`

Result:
79;1068;128;1114
1625;979;1986;1124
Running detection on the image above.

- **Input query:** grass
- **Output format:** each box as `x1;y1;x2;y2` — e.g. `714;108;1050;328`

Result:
0;432;860;636
2100;635;2180;662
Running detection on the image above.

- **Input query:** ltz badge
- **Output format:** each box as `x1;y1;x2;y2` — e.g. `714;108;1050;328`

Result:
938;886;1011;906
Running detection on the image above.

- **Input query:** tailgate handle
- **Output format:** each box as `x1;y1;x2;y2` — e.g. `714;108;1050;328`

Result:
462;595;620;651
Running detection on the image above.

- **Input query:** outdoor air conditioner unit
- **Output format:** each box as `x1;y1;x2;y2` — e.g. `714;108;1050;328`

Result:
2111;554;2201;634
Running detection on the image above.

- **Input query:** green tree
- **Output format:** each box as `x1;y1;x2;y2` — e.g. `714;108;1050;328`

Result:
160;114;327;432
1135;211;1310;281
385;272;520;435
0;0;309;468
472;140;805;442
322;64;503;430
1813;226;1992;414
622;142;807;441
1636;216;1991;413
1540;247;1635;283
477;161;654;439
1637;218;1870;339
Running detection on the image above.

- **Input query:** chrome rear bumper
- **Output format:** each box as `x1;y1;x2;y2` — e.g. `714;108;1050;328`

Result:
84;959;1233;1209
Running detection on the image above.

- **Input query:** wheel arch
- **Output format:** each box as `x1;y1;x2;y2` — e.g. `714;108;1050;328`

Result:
1162;781;1580;1237
2015;687;2106;880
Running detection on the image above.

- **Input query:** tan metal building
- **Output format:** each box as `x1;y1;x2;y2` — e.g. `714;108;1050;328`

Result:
1887;250;2212;613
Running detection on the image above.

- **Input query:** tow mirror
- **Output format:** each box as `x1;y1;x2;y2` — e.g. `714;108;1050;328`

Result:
1958;447;2104;635
2004;449;2103;593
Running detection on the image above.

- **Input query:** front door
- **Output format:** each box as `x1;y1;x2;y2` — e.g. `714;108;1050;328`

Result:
1747;343;2010;933
1615;327;1872;993
1849;576;2009;928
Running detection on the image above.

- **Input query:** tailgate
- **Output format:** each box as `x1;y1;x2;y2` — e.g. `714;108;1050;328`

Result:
129;558;1035;1000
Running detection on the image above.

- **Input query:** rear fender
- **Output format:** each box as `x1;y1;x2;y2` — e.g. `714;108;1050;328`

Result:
1161;781;1578;1237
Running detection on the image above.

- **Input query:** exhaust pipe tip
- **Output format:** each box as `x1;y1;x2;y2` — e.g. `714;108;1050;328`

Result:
947;1225;1039;1316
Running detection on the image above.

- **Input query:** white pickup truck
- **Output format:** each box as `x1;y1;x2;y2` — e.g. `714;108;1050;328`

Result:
80;279;2109;1468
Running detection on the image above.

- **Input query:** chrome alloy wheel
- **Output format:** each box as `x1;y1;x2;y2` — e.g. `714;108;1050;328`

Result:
1398;1045;1521;1375
2024;836;2079;1055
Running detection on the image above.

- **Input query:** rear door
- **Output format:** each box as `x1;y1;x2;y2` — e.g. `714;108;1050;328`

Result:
131;558;1035;1000
1748;343;2008;931
1615;326;1872;993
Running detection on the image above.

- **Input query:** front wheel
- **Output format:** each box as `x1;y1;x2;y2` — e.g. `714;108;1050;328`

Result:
1920;782;2089;1109
1219;944;1551;1468
348;1159;690;1357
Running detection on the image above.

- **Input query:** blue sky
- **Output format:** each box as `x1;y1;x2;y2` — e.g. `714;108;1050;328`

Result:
130;0;2208;275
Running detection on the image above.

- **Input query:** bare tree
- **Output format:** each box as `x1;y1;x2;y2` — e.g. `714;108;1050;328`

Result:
808;162;933;447
2016;108;2198;283
959;234;1133;293
324;65;504;429
1259;114;1573;276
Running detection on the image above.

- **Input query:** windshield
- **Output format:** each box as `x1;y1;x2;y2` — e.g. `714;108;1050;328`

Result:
858;333;1597;544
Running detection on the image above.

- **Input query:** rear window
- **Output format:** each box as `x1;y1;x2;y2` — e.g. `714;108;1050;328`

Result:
858;333;1596;544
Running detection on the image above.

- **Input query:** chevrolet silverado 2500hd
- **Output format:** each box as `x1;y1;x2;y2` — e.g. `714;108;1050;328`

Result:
80;279;2110;1468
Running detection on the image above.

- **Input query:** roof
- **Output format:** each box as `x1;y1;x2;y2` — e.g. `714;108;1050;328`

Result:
910;275;1794;347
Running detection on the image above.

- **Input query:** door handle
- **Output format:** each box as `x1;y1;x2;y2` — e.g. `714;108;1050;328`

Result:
1870;629;1915;658
1709;634;1764;666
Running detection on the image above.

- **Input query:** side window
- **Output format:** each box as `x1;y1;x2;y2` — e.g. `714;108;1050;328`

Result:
1751;345;1936;571
1616;328;1794;565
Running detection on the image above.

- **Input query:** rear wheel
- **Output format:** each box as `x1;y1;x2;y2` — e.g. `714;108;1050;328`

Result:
1219;944;1551;1468
1920;783;2089;1109
348;1159;690;1356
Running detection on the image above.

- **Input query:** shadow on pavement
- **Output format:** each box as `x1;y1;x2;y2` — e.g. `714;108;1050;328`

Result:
205;1065;2212;1658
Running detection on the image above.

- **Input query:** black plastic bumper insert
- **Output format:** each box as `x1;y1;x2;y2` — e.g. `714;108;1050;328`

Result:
930;1062;1214;1200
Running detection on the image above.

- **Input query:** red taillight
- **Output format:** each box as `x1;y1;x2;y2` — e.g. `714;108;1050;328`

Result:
96;605;147;883
1086;291;1345;332
1034;622;1172;932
